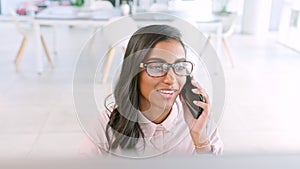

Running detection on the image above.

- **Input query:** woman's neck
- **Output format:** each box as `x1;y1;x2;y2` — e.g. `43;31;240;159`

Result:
140;106;172;124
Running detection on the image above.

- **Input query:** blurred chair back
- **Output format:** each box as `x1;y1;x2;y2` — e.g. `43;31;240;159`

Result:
9;9;54;72
9;9;32;36
210;12;237;67
221;13;237;37
101;17;138;83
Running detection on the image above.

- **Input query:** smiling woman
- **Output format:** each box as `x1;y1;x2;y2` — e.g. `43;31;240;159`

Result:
138;39;187;123
79;25;223;158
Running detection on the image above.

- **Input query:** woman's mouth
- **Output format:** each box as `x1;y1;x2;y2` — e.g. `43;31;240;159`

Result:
157;89;177;99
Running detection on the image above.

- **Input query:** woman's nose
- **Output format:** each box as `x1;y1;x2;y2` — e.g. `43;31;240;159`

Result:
162;68;176;84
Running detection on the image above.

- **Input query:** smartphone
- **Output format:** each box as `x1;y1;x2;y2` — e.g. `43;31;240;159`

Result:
181;76;205;119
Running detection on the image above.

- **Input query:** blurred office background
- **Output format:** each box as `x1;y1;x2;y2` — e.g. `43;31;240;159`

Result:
1;0;300;159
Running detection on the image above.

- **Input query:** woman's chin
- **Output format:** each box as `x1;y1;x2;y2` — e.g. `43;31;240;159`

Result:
148;93;177;111
156;99;175;110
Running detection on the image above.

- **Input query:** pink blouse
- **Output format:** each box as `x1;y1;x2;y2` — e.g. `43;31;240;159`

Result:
79;98;223;158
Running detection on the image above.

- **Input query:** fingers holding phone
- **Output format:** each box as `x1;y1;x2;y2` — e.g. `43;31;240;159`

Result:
189;76;211;118
182;76;211;145
190;76;208;97
181;75;210;119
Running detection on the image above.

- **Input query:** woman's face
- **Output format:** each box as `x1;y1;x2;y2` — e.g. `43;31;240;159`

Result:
138;39;186;116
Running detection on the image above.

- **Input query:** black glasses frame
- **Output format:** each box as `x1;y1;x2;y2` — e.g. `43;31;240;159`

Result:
139;60;194;77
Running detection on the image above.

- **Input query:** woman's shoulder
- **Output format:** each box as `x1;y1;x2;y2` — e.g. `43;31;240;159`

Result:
79;108;113;157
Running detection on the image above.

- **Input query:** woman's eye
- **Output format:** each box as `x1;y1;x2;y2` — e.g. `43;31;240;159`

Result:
153;66;163;71
176;65;186;71
177;66;185;70
149;64;163;71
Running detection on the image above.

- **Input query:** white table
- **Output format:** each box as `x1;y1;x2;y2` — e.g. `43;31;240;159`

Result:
33;6;223;73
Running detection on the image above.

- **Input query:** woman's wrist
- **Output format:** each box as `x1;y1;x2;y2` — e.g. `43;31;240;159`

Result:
194;140;211;153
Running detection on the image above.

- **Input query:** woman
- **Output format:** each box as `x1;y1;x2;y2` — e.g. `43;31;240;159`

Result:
80;25;223;157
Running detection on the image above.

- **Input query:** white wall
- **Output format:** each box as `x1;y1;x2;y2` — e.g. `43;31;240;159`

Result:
269;0;285;31
241;0;273;34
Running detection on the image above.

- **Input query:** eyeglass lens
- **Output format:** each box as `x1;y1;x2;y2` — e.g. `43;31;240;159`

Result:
146;61;193;77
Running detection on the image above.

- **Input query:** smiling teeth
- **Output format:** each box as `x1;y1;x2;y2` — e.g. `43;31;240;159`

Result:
159;90;174;94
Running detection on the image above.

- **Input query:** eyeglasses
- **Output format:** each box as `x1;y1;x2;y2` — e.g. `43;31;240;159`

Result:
139;61;194;77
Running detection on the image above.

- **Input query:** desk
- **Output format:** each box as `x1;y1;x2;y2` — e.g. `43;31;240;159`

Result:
33;7;222;73
35;7;121;25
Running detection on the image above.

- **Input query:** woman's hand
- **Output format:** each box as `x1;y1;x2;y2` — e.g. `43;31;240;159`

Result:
180;76;211;150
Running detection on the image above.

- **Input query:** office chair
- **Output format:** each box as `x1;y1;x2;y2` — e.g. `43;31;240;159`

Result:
100;17;138;83
10;10;54;72
208;13;237;67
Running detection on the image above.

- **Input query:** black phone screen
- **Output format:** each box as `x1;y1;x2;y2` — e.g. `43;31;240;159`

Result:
181;76;205;119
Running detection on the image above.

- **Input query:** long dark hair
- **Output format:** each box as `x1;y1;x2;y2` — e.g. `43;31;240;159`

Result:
105;25;186;151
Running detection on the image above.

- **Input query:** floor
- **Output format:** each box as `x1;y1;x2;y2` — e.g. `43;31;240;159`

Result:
1;21;300;159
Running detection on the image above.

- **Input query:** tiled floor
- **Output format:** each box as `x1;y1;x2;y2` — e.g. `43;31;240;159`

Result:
1;21;300;159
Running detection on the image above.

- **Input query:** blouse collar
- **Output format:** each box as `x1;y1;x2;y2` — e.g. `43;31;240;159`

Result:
138;97;181;138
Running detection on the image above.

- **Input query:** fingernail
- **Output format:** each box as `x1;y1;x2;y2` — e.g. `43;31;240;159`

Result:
193;100;198;105
191;81;197;86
